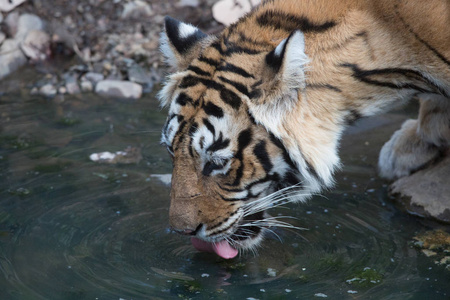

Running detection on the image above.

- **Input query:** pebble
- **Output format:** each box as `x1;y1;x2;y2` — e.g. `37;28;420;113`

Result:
16;14;45;41
95;80;142;99
20;29;51;61
82;72;104;84
80;80;93;92
121;0;153;19
0;0;27;13
212;0;260;26
314;293;328;298
178;0;200;7
4;12;19;37
39;84;57;97
149;174;172;186
0;39;27;80
63;73;80;94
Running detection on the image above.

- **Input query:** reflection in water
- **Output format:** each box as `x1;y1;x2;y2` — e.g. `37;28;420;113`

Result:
0;90;449;299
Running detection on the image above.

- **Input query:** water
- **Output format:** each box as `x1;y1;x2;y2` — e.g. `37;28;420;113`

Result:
1;85;449;299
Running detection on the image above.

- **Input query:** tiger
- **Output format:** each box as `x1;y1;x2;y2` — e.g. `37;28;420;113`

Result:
158;0;450;259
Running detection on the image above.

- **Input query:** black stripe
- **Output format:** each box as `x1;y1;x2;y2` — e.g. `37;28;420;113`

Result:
218;63;254;78
253;141;273;173
179;75;203;89
307;83;342;93
256;11;336;33
175;92;192;106
341;63;437;94
206;132;230;152
219;76;250;98
220;88;241;110
208;215;239;234
223;44;262;56
238;32;271;48
231;129;253;186
203;101;224;118
304;160;324;186
174;120;187;149
394;4;450;68
188;122;198;137
345;109;363;125
187;66;211;77
269;133;297;171
209;210;239;231
202;118;215;136
198;56;220;66
282;171;301;187
218;183;245;193
203;160;228;176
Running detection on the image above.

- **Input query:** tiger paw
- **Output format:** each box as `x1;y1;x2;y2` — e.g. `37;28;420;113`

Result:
378;119;440;180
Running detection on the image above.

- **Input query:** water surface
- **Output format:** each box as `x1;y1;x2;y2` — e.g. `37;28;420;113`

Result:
0;86;449;299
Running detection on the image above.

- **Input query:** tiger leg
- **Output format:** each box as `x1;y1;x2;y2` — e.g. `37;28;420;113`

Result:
378;94;450;180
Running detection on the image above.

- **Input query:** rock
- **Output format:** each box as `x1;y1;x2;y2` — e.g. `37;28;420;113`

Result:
39;84;57;97
149;174;172;186
0;12;3;23
178;0;200;7
80;80;93;92
82;72;104;84
90;147;142;164
128;63;153;92
4;12;19;37
0;32;5;45
121;0;153;19
16;14;45;41
0;39;27;80
390;154;450;223
212;0;260;25
95;80;142;99
20;29;51;61
63;72;80;94
0;0;27;13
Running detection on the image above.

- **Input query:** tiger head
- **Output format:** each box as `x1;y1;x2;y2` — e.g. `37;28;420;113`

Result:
159;17;339;258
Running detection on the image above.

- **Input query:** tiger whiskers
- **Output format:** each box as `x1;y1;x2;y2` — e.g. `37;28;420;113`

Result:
242;183;311;217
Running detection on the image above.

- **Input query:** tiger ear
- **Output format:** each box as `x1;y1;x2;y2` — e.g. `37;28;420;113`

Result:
247;30;308;132
265;30;308;89
160;16;208;70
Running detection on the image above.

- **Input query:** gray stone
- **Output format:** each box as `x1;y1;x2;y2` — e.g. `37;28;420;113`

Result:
390;154;450;223
20;29;50;61
0;32;5;45
16;14;45;41
82;72;104;84
178;0;200;7
128;63;153;92
80;80;93;92
4;12;19;37
95;80;142;99
121;0;153;19
0;39;26;80
63;73;80;94
39;84;57;97
0;0;26;13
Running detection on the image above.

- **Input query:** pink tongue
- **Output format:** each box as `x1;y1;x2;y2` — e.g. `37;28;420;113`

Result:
191;237;238;259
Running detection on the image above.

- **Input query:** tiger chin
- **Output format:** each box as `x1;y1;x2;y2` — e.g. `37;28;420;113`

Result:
158;0;450;259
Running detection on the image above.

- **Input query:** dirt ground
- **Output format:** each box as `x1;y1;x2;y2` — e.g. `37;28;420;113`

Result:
1;0;224;93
